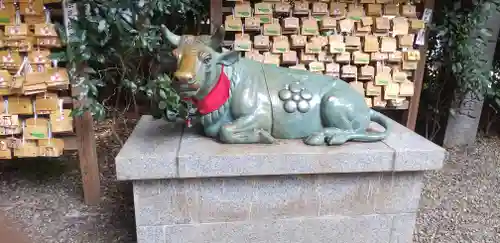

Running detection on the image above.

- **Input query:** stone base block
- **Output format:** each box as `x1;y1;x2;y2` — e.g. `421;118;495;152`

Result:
133;172;420;243
115;116;445;243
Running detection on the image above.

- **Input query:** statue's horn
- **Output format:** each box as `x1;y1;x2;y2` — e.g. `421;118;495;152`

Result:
160;24;181;46
210;25;226;50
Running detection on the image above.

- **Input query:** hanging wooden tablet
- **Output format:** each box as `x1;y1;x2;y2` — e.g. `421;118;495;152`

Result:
262;52;280;65
347;4;365;21
329;3;345;19
1;51;21;70
301;17;319;36
336;52;351;63
256;14;272;24
0;114;20;129
392;17;409;36
399;81;414;96
274;1;291;14
20;0;43;15
37;138;64;157
384;4;400;16
409;18;425;32
366;4;382;16
310;35;328;47
359;65;375;80
312;2;328;16
225;15;243;32
388;51;402;62
392;68;408;83
34;9;61;48
373;96;387;107
244;50;264;62
345;36;361;50
320;16;336;30
398;34;414;48
325;62;340;76
353;51;370;65
0;69;11;88
402;59;418;70
254;2;272;15
365;81;382;96
401;4;417;18
293;1;309;15
263;19;281;36
244;17;260;31
355;22;371;35
374;65;391;86
24;117;49;140
283;16;299;31
383;81;400;100
339;18;354;33
364;35;379;52
46;66;70;90
290;34;306;48
35;92;58;114
282;51;298;65
299;51;316;63
13;140;38;158
318;51;334;63
272;38;290;54
234;2;252;18
404;49;421;61
0;139;12;159
380;37;397;53
8;96;32;115
308;61;325;72
0;1;14;25
305;41;321;54
253;35;270;50
341;65;357;79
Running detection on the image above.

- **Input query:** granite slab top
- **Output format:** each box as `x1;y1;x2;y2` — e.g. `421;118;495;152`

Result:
115;116;446;180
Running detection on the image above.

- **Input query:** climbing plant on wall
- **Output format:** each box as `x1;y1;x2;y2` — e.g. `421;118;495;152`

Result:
420;0;500;140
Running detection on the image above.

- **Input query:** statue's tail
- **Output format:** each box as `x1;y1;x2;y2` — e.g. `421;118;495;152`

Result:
348;109;391;142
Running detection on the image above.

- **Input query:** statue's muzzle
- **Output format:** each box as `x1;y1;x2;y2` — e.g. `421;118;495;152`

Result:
174;71;193;83
173;49;197;84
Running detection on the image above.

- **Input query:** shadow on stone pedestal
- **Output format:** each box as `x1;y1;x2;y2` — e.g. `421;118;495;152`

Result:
115;115;445;243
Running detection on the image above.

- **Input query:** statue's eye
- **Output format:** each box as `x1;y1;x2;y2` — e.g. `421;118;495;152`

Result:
198;51;212;64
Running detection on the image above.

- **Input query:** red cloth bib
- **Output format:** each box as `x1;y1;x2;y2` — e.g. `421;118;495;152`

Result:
184;66;231;115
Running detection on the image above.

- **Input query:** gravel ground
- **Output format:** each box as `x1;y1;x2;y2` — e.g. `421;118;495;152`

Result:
415;137;500;243
0;117;138;243
1;117;500;242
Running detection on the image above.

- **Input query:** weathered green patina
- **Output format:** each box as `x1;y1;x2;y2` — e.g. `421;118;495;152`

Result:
161;25;391;145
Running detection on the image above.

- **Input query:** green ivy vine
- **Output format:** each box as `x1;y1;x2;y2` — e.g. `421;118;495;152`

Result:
54;0;208;120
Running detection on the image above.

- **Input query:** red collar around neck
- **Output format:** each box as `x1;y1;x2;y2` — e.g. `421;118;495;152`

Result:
183;66;231;115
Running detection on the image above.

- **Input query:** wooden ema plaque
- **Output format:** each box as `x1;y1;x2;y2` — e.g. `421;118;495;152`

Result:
222;0;423;108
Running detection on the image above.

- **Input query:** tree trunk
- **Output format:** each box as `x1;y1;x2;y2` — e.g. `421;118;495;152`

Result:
443;3;500;148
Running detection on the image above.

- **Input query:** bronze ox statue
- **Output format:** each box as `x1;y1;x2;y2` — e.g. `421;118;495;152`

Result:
161;25;390;146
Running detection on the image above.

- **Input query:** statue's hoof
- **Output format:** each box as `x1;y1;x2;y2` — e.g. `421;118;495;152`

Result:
258;130;275;144
325;135;348;146
304;134;325;146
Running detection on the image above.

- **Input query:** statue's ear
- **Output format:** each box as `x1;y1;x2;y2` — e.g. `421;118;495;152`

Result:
216;50;240;66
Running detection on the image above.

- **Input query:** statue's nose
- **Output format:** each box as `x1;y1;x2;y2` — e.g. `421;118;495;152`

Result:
174;72;193;83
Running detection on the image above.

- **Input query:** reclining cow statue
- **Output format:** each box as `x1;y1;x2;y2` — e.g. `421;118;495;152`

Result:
161;25;391;146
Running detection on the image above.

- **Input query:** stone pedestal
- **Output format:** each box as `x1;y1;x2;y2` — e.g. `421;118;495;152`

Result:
115;115;445;243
